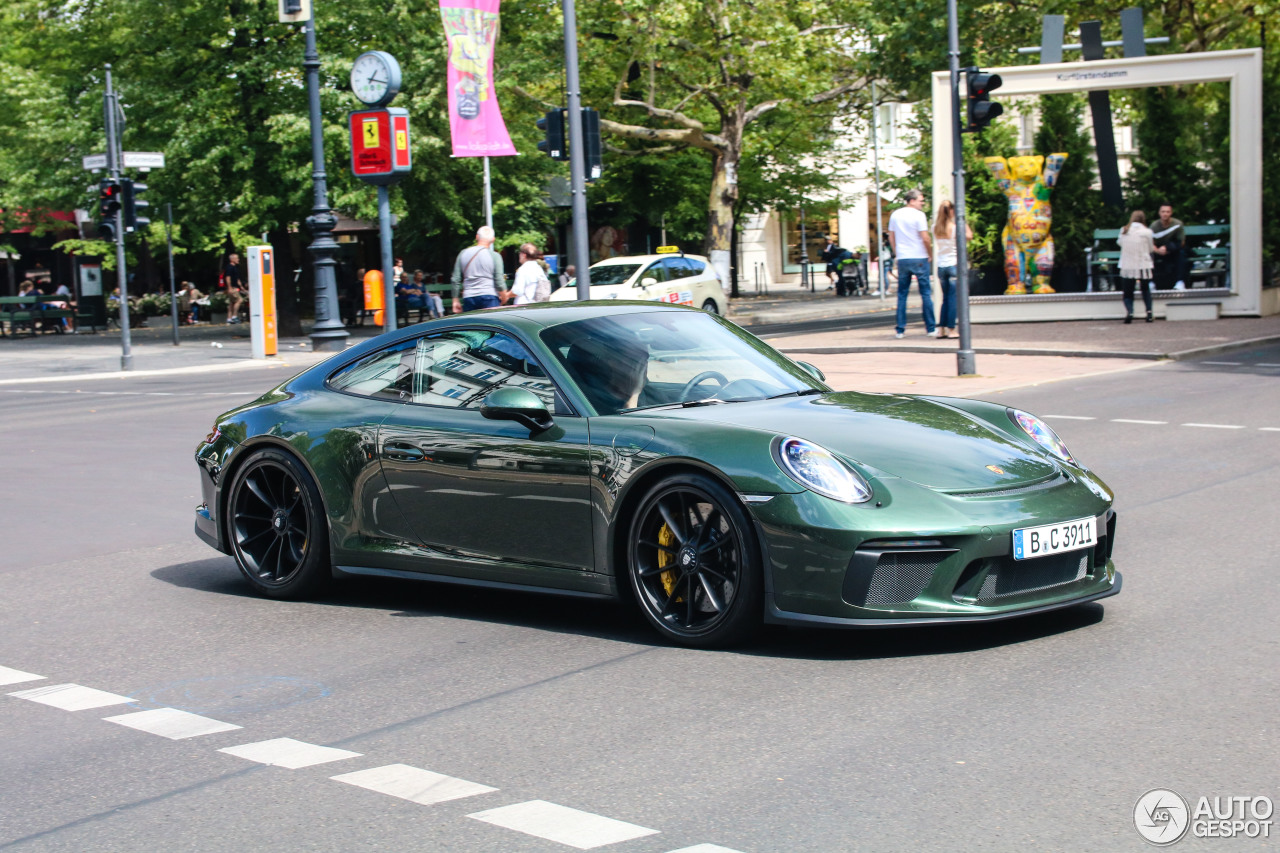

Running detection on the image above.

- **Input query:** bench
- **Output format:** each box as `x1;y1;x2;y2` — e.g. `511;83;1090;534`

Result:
1088;223;1230;292
0;296;76;337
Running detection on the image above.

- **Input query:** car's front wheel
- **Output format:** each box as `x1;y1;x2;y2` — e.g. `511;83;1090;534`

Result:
226;448;330;599
627;473;762;647
701;298;720;315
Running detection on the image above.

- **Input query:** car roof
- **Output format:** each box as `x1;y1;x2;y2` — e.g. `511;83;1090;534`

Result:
592;253;708;267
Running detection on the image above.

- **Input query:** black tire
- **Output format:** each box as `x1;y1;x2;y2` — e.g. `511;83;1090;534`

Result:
226;447;330;599
627;473;762;647
701;298;720;315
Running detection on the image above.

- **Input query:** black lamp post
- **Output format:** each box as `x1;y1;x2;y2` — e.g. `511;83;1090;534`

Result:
301;3;348;351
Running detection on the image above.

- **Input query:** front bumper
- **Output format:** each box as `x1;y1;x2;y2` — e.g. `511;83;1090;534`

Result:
749;481;1120;627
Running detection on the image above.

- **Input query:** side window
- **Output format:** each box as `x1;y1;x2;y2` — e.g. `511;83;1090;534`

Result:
640;262;668;284
328;339;418;400
683;258;705;276
659;258;687;280
409;330;558;411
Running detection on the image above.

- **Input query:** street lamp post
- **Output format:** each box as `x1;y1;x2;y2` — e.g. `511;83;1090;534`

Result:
302;4;348;352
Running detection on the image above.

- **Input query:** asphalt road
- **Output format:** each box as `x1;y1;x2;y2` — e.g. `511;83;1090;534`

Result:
2;347;1277;852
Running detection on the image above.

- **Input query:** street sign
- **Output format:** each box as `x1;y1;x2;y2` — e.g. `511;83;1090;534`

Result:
82;154;108;171
122;151;165;170
278;0;311;22
349;108;411;185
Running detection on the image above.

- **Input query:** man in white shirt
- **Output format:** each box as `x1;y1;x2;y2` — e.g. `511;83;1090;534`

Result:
887;189;937;339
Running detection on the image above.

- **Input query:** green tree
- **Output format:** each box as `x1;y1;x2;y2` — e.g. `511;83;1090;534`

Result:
1033;93;1103;276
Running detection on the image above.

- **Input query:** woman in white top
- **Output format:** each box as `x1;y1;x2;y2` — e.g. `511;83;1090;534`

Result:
510;243;552;305
931;200;973;339
1117;210;1156;323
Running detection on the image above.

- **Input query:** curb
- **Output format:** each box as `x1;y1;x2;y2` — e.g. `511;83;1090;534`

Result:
1165;334;1280;361
775;345;1167;360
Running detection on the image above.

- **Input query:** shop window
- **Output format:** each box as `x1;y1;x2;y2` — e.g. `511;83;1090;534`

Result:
781;207;838;274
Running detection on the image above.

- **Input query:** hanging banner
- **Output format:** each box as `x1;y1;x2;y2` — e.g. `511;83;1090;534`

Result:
439;0;517;158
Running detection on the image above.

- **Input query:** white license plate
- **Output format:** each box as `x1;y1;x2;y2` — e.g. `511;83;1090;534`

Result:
1012;517;1096;560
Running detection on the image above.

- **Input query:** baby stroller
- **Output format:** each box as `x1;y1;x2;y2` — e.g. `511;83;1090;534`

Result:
834;252;867;297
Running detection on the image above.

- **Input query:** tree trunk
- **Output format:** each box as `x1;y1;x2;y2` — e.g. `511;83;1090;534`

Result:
705;141;740;290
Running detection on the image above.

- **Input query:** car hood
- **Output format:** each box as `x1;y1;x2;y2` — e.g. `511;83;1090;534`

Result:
649;391;1062;490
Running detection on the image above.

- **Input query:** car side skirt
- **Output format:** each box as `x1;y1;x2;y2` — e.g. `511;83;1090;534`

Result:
333;564;616;599
764;573;1122;628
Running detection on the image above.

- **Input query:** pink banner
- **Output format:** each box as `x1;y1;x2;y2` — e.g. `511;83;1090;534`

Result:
439;0;517;157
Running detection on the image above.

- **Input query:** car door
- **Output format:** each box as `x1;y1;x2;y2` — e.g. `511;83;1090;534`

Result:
376;328;595;573
632;260;668;300
656;258;696;306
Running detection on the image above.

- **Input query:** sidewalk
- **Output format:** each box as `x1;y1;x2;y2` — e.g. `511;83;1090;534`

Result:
2;299;1277;397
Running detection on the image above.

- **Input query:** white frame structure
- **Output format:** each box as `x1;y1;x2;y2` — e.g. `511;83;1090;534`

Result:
931;49;1265;320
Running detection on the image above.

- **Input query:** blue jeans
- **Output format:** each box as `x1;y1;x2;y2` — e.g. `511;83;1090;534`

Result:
937;265;957;329
896;258;936;334
462;293;501;312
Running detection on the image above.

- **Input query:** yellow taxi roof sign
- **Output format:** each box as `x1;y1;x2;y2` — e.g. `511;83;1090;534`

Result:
655;245;681;254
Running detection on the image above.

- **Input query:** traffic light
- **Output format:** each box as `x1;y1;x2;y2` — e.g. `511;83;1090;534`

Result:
97;178;121;240
121;178;150;232
537;108;567;160
581;107;602;181
964;69;1003;133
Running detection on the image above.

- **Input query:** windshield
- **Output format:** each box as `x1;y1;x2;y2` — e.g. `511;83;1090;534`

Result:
582;263;642;287
540;310;828;415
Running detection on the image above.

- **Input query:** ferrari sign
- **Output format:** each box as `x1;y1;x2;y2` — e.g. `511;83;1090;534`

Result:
349;107;411;185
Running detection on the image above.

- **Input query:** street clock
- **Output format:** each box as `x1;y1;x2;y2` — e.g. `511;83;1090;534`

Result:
350;51;402;107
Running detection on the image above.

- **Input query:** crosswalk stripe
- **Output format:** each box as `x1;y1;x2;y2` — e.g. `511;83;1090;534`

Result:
468;800;659;850
8;683;134;711
103;707;242;740
664;846;748;853
218;737;362;769
0;666;45;686
332;764;497;806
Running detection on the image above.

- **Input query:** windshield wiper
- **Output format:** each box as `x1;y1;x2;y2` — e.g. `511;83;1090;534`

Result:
768;388;825;400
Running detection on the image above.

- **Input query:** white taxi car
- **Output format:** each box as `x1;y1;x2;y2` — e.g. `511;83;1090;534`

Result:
549;248;726;314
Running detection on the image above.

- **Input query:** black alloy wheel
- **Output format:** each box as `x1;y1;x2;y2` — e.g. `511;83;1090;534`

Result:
628;473;762;647
227;448;330;598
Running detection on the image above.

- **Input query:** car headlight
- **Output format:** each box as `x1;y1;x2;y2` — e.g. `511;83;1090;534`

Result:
774;437;873;503
1009;409;1075;464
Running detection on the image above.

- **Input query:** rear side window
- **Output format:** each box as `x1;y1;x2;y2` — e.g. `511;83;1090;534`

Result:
330;330;560;411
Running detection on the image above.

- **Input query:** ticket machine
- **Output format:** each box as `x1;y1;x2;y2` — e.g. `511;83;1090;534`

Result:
246;245;277;358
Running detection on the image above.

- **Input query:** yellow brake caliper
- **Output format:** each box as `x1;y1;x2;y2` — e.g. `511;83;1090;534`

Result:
658;522;681;600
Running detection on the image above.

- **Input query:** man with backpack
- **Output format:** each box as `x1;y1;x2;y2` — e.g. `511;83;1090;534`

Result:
450;225;506;313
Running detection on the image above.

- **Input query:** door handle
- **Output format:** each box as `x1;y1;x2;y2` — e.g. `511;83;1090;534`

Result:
382;441;425;462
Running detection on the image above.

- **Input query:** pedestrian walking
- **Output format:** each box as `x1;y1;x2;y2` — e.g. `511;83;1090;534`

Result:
932;200;972;339
222;252;245;323
887;189;936;338
510;244;552;305
1117;210;1156;323
450;226;506;313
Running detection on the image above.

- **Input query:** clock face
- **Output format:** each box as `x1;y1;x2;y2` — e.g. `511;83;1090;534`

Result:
351;51;400;106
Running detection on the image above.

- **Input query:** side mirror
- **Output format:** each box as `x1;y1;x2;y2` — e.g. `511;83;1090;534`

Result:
796;361;826;382
480;386;554;433
639;277;658;289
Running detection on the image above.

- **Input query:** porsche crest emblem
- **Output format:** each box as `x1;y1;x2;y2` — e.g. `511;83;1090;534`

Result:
986;465;1005;474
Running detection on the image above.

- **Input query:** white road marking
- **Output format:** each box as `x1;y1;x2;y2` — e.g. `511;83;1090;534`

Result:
332;764;497;806
1182;423;1246;430
103;707;242;740
8;683;135;711
468;800;659;850
1258;363;1280;368
665;846;748;853
0;666;45;686
1201;361;1242;366
1043;415;1095;420
1260;427;1280;432
219;737;362;769
1111;419;1167;425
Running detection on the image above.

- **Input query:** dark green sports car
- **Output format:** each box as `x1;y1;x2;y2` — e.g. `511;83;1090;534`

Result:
194;302;1120;647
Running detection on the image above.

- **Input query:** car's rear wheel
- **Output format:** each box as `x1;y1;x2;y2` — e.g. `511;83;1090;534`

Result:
701;298;720;315
628;473;762;647
226;448;330;599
